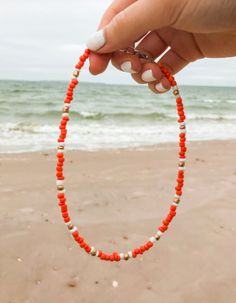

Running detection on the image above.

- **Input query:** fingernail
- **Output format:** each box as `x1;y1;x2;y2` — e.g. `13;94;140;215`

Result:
86;29;106;51
141;69;156;82
155;82;168;93
120;61;137;74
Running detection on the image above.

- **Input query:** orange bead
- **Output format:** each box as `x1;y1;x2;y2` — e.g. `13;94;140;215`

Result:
61;205;67;212
76;62;84;69
62;212;68;218
72;231;79;239
64;216;71;223
159;225;168;232
80;242;86;248
72;79;78;85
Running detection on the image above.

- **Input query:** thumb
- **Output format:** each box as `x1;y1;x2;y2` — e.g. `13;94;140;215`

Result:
86;0;176;53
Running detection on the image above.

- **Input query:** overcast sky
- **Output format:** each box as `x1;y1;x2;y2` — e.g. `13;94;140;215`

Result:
0;0;236;86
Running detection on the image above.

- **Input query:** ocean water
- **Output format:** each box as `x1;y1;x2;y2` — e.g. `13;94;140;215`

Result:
0;80;236;153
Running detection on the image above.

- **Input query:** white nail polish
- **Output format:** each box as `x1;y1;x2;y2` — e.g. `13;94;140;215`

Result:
141;70;156;82
86;30;106;51
120;61;137;74
155;82;168;92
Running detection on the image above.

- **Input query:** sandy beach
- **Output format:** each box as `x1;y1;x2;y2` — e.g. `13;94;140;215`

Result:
0;140;236;303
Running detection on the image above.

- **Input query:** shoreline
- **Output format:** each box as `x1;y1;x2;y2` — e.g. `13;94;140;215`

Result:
1;138;236;156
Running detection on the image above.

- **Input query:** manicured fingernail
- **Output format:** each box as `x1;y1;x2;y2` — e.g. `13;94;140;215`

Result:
141;69;156;82
120;61;137;74
86;30;106;51
155;82;168;93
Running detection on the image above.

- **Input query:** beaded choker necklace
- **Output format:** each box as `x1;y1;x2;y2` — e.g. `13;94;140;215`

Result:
56;48;186;262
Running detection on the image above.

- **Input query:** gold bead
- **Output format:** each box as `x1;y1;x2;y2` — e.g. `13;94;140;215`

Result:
155;234;161;241
178;162;185;167
63;107;69;113
173;89;179;96
58;146;64;150
73;69;80;77
173;197;180;204
68;224;74;230
180;125;186;130
57;185;64;190
124;253;129;261
91;250;97;256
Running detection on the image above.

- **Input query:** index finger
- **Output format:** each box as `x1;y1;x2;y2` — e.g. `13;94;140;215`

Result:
99;0;137;28
89;0;136;75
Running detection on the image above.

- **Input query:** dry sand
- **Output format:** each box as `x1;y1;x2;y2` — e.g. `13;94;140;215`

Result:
0;140;236;303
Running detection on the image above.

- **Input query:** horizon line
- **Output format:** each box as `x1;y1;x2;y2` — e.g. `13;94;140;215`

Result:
0;78;235;89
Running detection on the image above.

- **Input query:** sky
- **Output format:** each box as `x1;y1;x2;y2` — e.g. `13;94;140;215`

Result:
0;0;236;86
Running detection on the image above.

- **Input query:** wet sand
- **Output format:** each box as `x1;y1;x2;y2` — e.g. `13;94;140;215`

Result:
0;140;236;303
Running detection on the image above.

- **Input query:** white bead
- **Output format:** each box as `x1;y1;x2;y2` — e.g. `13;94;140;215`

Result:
156;230;163;237
58;142;65;147
64;104;70;108
62;113;69;117
96;250;100;257
90;246;95;254
57;150;64;154
178;167;185;171
57;189;66;194
179;122;186;126
179;158;186;162
70;226;77;233
57;147;65;151
119;253;124;260
112;280;118;288
180;129;186;133
56;180;64;186
65;220;72;226
128;251;132;258
175;194;180;198
175;94;181;98
172;202;179;207
149;236;156;243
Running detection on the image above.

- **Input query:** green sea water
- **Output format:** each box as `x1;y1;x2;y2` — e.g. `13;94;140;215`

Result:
0;80;236;153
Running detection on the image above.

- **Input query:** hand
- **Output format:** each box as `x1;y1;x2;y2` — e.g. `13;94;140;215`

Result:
86;0;236;93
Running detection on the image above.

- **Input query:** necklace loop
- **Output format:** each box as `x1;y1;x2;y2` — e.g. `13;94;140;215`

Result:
56;48;187;262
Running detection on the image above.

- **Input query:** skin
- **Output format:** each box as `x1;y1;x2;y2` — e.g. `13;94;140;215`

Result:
88;0;236;93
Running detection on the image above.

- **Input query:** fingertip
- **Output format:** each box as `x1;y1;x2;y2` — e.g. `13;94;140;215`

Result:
131;63;163;85
161;77;171;90
89;66;100;76
88;52;111;75
140;63;163;83
148;77;171;94
111;51;142;74
131;73;146;84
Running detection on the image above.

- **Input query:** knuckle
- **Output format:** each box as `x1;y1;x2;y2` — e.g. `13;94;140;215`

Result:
107;10;130;49
113;10;128;31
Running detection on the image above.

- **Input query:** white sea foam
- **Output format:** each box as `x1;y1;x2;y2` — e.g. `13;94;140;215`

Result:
0;120;236;153
0;81;236;153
